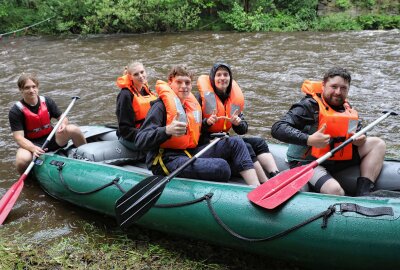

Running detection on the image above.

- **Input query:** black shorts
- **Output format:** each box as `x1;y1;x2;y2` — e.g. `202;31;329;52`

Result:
32;136;66;152
323;146;361;173
290;146;361;192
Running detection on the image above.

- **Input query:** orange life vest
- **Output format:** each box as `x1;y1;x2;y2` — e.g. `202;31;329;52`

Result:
301;80;359;160
16;96;53;139
116;75;157;128
156;80;202;149
197;75;244;133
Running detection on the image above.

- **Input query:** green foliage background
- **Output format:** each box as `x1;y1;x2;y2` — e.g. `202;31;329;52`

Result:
0;0;399;35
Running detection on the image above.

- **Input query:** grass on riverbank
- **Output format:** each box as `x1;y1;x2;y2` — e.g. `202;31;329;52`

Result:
0;220;298;270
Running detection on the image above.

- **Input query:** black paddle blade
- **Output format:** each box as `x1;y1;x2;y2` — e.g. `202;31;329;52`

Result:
115;175;167;229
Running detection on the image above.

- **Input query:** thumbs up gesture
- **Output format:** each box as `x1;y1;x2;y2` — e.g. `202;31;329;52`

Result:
166;112;187;137
307;124;331;148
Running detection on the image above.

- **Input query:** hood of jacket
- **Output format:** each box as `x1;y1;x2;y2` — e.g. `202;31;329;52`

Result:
209;62;233;102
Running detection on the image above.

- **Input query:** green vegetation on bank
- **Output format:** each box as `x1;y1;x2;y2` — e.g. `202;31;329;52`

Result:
0;0;399;35
0;220;294;269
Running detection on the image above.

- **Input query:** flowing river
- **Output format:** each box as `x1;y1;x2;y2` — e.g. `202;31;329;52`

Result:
0;30;399;266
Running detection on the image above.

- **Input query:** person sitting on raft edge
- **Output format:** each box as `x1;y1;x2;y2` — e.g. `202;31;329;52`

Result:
271;67;386;196
8;73;87;174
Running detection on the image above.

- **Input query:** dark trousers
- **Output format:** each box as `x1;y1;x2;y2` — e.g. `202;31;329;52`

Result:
163;136;254;182
243;136;270;161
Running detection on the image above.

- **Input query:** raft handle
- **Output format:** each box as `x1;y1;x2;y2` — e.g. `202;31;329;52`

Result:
50;160;65;168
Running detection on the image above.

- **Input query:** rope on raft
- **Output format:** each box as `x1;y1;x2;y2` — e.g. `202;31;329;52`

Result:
0;16;54;38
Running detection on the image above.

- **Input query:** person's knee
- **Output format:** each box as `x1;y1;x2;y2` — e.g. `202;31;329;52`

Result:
16;148;32;162
228;136;246;149
374;137;386;152
251;137;269;153
15;158;29;171
331;185;345;196
320;180;345;196
218;169;231;182
245;143;257;161
366;137;386;152
217;165;231;181
66;124;81;135
64;124;86;146
15;150;32;174
211;160;231;181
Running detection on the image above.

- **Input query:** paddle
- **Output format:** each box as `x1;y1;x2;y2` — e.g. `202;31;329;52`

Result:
115;133;228;229
0;96;80;225
248;110;397;209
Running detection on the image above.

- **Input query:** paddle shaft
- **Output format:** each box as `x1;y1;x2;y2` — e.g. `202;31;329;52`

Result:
23;97;80;171
132;135;224;202
116;135;227;228
168;136;225;180
22;96;80;173
0;96;80;224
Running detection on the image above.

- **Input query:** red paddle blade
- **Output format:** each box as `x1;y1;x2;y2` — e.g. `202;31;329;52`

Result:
248;163;315;209
0;176;26;225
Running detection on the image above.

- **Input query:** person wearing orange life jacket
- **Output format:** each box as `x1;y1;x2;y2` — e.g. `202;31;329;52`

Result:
134;66;260;185
115;61;157;150
196;63;280;184
272;67;386;196
8;73;87;174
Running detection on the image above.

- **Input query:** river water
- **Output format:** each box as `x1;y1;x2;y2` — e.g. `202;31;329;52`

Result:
0;30;399;264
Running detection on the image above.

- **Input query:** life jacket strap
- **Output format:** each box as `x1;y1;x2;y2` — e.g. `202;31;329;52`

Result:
184;150;192;158
329;136;346;150
29;124;52;133
329;136;346;157
223;112;228;131
152;148;192;176
152;148;170;175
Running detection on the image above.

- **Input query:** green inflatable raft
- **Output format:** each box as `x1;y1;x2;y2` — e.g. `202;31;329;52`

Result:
33;126;400;270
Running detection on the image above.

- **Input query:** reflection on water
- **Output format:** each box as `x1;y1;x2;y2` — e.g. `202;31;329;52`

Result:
0;30;399;247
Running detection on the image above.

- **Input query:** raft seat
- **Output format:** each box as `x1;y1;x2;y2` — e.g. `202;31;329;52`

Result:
70;140;145;165
97;130;119;141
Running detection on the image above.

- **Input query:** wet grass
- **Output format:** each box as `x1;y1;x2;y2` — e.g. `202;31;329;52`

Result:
0;179;299;269
0;220;299;270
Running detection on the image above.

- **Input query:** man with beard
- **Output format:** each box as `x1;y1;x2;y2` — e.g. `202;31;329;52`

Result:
271;67;386;196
